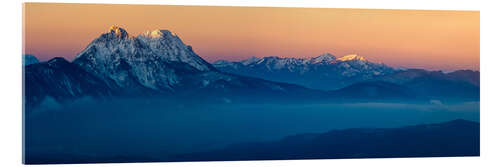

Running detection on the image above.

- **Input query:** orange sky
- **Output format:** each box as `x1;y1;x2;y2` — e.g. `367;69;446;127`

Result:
23;3;479;71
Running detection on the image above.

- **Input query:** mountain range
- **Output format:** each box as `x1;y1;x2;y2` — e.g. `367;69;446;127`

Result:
24;26;319;110
24;118;479;164
23;26;480;164
24;26;479;110
213;55;479;101
213;53;395;90
377;69;479;100
173;119;480;161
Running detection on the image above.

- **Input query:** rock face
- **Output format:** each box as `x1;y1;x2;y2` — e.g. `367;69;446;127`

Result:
72;26;215;94
213;53;395;90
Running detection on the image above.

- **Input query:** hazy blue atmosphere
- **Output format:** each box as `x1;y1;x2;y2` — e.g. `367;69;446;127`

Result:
25;98;479;163
23;12;479;163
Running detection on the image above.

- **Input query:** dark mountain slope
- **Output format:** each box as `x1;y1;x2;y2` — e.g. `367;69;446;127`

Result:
379;69;479;101
173;119;479;161
328;81;420;102
24;57;112;111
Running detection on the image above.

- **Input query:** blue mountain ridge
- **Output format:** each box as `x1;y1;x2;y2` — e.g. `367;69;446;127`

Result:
24;119;479;164
172;119;479;161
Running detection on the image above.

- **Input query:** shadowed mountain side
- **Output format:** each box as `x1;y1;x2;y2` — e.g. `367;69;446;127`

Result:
447;70;480;86
23;54;39;65
172;119;479;161
327;81;422;102
179;72;325;103
24;57;442;110
24;58;112;111
378;69;479;101
24;57;325;108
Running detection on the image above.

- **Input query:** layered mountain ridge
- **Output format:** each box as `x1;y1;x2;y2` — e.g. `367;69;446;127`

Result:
213;54;479;101
24;26;480;110
173;119;479;161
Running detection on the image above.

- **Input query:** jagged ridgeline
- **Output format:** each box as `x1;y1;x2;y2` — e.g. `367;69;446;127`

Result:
24;26;479;111
24;26;319;110
213;53;395;90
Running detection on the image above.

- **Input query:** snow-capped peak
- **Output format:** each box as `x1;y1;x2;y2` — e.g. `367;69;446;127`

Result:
108;25;129;39
241;56;262;65
317;53;335;59
73;26;218;91
310;53;336;64
337;54;366;61
142;29;177;38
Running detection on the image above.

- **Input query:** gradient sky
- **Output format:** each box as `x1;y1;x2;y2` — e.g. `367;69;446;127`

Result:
23;3;479;71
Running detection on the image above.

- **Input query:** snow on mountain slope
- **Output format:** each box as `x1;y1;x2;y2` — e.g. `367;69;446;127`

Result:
73;26;216;93
310;53;337;64
213;53;395;90
24;26;323;109
337;54;366;61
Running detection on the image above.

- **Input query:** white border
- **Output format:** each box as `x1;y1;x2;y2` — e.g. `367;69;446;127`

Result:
2;0;499;167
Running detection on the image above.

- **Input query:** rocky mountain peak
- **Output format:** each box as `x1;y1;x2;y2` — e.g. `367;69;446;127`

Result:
108;25;129;39
338;54;366;61
310;53;336;64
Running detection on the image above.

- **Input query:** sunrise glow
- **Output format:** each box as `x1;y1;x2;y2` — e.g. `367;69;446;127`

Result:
23;3;479;71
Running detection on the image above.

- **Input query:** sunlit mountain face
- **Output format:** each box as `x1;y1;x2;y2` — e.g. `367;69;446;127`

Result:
24;4;479;71
23;4;479;164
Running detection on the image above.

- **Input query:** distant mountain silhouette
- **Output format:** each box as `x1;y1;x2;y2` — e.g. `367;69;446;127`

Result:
378;69;479;101
172;119;479;161
23;54;39;65
328;81;420;102
447;70;480;86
